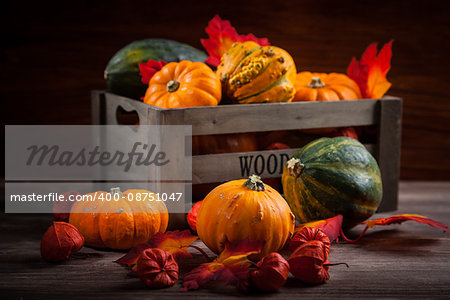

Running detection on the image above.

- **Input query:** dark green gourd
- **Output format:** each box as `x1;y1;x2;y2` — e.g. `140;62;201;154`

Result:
282;137;382;228
104;39;207;99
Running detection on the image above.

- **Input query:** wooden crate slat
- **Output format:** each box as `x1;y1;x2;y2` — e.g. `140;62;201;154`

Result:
179;99;381;135
376;98;402;212
192;144;376;184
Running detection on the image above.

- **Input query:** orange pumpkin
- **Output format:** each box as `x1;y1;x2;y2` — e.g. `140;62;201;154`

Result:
192;133;258;155
293;72;361;101
143;60;221;108
69;187;168;249
196;175;295;259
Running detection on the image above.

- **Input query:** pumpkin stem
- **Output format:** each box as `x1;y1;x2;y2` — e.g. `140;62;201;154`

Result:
308;76;325;89
166;80;180;93
244;175;266;191
286;158;304;177
110;187;124;198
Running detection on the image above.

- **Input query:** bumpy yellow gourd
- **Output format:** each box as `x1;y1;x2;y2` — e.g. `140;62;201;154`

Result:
216;41;297;104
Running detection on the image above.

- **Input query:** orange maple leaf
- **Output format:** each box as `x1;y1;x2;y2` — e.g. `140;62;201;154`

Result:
115;230;198;270
148;230;198;260
341;214;449;243
363;214;450;231
347;40;393;99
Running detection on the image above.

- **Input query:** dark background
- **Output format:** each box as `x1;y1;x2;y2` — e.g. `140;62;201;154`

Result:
2;0;449;180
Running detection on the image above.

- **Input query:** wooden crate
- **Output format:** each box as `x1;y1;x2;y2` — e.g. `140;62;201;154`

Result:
92;90;402;213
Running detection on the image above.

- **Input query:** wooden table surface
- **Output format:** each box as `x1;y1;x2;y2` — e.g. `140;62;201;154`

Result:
1;181;449;299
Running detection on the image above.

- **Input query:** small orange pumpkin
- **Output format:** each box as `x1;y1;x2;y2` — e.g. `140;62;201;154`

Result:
69;187;169;249
143;60;221;108
196;175;295;259
293;72;361;101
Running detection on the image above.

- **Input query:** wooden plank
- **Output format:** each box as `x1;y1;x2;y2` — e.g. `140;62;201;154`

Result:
193;148;298;184
376;98;402;212
158;109;190;230
103;92;153;125
192;144;376;184
181;99;381;135
90;90;106;125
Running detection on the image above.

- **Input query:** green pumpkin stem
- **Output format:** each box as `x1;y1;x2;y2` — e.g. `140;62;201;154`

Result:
110;187;124;198
308;76;325;89
244;174;266;191
287;158;304;177
166;80;180;93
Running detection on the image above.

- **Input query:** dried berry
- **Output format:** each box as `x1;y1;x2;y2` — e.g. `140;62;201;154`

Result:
288;240;330;284
289;227;331;253
52;191;80;221
40;222;84;262
136;248;179;288
250;252;289;292
187;201;202;233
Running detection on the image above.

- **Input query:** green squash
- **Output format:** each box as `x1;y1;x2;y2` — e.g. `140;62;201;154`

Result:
281;137;382;228
104;39;207;99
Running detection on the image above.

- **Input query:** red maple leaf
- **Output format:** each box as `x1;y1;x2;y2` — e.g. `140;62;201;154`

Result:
347;40;393;99
139;59;167;85
201;15;269;66
295;215;344;243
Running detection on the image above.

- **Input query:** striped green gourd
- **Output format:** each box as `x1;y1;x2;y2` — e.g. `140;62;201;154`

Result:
281;137;382;228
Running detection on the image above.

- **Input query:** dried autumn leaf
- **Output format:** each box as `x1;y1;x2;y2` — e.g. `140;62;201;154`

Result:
295;215;343;243
182;254;252;291
201;15;269;67
139;59;167;85
41;222;84;262
289;227;331;253
148;230;199;260
182;239;262;291
341;214;450;243
364;214;450;230
249;252;290;292
217;238;263;261
115;243;150;269
288;240;330;285
347;40;393;99
115;230;198;270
